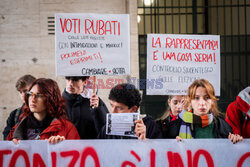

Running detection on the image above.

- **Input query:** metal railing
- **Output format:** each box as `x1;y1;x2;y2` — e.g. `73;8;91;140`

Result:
138;0;250;118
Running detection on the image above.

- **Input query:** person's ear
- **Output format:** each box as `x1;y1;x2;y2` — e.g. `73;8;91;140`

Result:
82;79;88;86
85;78;89;83
130;106;138;113
168;99;171;106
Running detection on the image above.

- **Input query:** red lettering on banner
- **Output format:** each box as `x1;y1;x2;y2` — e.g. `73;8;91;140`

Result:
153;50;158;60
163;52;175;60
237;152;250;167
195;53;216;64
61;50;87;61
152;37;161;48
165;37;172;48
98;20;105;35
121;161;136;167
33;153;46;167
193;149;214;167
0;150;12;167
130;150;141;162
105;21;112;35
150;149;156;167
1;143;249;166
51;152;57;167
80;147;100;167
85;19;121;35
60;150;80;167
167;151;184;167
163;52;192;62
121;150;141;167
165;37;218;50
167;150;214;167
187;150;193;167
59;18;81;33
9;150;30;167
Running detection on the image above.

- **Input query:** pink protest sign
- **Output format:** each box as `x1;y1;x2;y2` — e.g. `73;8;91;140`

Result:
147;34;220;95
55;13;130;76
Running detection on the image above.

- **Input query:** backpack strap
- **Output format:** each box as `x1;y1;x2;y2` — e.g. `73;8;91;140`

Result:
14;105;24;124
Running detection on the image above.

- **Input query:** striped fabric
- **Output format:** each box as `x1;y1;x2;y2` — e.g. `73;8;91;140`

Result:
178;110;214;139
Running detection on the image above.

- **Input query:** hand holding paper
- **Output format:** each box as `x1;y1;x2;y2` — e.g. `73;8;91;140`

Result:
135;119;146;140
106;113;139;137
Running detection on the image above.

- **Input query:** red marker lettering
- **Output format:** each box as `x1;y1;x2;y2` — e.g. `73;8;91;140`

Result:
80;147;100;167
60;150;80;167
9;150;30;167
33;153;46;167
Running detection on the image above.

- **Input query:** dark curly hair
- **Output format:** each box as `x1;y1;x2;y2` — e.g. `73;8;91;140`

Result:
23;78;67;120
109;83;141;108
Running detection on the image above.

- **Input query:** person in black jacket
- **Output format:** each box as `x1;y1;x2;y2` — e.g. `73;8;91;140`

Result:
62;76;108;139
98;83;162;139
3;74;36;140
156;95;186;138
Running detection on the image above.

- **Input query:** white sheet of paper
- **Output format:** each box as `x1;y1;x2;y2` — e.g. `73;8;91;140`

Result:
106;113;139;137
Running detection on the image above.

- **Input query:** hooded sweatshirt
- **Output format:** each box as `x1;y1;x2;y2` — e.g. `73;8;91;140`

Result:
226;87;250;138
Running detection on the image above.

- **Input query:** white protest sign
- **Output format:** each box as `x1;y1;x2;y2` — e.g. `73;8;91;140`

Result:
106;113;139;137
55;13;130;76
147;34;220;95
1;140;249;167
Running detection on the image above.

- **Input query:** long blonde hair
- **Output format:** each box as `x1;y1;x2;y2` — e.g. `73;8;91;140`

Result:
185;79;222;117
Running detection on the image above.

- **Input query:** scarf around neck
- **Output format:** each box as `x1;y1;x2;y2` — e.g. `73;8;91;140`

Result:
178;110;214;139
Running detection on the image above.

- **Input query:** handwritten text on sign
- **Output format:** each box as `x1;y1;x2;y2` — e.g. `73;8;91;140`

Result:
0;139;249;167
55;13;130;76
147;34;220;95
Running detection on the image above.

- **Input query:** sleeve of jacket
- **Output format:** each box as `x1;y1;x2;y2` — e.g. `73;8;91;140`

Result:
215;116;233;138
225;101;242;135
97;125;107;139
91;98;109;134
65;120;80;139
6;124;18;141
144;116;163;139
3;109;17;140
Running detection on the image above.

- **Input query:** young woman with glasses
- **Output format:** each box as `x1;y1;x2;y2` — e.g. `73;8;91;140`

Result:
7;78;80;144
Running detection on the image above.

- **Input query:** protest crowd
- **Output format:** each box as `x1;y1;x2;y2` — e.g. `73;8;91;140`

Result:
1;5;249;166
3;75;249;144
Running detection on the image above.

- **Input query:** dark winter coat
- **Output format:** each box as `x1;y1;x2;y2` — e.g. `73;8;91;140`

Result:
156;115;182;139
157;115;232;138
3;104;24;140
62;89;108;139
97;115;162;139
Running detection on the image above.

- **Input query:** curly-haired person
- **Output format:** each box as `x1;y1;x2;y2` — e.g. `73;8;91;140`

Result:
7;78;80;144
97;83;162;140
